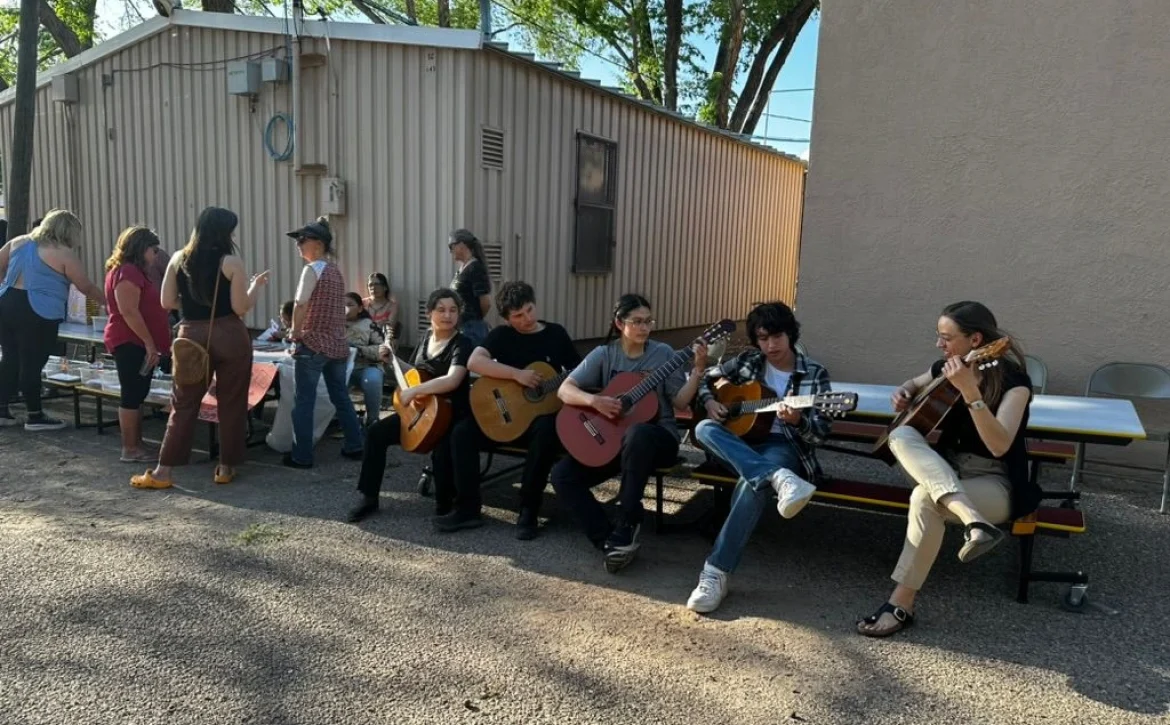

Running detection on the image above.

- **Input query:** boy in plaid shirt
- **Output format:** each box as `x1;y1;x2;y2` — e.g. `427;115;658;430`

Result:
686;301;833;614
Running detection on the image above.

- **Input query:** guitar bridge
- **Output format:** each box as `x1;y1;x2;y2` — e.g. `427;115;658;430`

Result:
578;412;605;445
492;389;512;423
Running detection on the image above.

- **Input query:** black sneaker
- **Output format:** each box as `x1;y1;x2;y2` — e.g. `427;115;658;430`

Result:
281;453;313;469
340;448;364;461
515;508;540;541
433;510;484;533
603;523;641;573
347;496;380;523
24;414;67;432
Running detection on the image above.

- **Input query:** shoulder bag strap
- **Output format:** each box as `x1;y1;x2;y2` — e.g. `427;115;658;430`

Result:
205;263;223;382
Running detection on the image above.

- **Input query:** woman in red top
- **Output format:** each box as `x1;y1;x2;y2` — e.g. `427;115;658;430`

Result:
103;227;172;463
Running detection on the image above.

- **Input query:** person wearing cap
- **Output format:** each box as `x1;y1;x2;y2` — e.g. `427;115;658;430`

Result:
283;216;365;469
448;229;492;346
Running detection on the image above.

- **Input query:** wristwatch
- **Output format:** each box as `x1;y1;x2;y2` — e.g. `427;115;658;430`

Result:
968;399;987;411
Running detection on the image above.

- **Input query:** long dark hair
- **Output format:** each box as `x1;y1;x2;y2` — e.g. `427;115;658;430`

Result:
451;228;486;264
346;292;371;321
941;300;1026;408
605;293;652;343
181;207;238;305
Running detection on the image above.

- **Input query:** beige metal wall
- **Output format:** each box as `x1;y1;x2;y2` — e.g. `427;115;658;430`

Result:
468;49;806;340
797;0;1170;394
0;23;473;340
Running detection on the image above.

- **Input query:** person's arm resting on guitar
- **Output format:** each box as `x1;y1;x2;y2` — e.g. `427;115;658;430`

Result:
944;357;1029;457
558;348;622;418
468;347;541;388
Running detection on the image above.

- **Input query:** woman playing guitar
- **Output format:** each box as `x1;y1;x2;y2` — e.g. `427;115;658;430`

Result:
347;288;473;525
857;301;1040;638
551;294;707;573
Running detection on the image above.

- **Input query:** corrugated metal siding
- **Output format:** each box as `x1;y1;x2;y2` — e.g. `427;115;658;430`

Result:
0;27;472;343
468;50;805;339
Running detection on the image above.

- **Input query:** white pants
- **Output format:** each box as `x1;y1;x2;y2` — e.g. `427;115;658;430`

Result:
888;427;1011;590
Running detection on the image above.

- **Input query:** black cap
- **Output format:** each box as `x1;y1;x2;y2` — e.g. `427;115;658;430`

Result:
286;219;333;246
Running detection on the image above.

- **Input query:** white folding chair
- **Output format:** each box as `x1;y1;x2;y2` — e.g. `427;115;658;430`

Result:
1069;362;1170;513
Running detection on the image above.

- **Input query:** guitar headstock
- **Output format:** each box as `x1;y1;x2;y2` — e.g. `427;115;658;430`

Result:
698;319;736;346
814;391;859;418
963;336;1012;371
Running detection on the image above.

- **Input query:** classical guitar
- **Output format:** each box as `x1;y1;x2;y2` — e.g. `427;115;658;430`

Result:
388;350;453;454
556;319;736;468
470;361;572;443
871;337;1013;465
713;379;858;442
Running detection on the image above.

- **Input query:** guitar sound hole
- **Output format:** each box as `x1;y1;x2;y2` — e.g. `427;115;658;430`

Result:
523;388;541;403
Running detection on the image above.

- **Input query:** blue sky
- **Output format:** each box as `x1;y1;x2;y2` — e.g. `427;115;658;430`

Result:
567;14;820;160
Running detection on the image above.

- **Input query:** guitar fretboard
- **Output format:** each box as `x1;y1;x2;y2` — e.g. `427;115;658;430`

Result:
730;394;814;415
537;369;572;396
620;348;695;407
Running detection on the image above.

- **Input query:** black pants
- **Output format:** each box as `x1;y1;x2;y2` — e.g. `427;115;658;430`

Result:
356;413;457;512
549;423;680;544
449;413;564;516
0;289;61;414
112;343;152;410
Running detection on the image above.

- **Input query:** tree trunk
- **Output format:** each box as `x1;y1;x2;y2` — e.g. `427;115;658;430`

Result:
728;0;816;132
714;0;744;128
201;0;235;12
740;1;815;136
662;0;682;110
437;0;449;27
37;1;85;58
405;0;417;23
8;0;41;239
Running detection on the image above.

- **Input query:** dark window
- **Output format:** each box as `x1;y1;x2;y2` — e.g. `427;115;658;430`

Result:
573;134;617;274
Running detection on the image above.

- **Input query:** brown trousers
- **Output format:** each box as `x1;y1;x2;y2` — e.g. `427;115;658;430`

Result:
159;315;254;467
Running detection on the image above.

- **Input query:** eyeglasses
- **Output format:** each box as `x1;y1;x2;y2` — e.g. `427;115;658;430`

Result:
623;317;656;328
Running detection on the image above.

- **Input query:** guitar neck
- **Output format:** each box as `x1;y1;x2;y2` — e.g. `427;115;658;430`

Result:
537;369;573;396
730;394;815;416
622;348;695;405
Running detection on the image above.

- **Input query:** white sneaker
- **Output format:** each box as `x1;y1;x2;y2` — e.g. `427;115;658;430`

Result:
686;563;729;613
771;468;816;519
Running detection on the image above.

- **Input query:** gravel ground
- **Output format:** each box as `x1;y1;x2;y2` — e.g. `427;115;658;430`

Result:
1;402;1168;725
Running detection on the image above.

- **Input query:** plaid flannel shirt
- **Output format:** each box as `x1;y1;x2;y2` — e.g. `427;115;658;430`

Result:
697;349;833;481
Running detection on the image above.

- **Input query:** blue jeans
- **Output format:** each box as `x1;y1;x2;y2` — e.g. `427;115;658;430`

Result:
459;318;490;347
291;345;364;465
348;365;384;426
694;419;805;574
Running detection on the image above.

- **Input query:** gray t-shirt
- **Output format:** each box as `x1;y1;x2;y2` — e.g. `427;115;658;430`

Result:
568;339;688;439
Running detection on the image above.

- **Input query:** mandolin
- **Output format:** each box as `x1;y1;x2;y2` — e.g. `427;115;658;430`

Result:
556;319;736;468
871;337;1013;465
389;351;453;454
713;379;858;442
470;361;572;443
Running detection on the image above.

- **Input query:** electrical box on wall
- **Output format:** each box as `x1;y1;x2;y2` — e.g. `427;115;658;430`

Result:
321;178;347;216
261;57;289;84
52;74;79;104
226;61;260;96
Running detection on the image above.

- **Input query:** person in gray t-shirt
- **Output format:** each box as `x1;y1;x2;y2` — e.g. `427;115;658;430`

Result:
551;294;707;574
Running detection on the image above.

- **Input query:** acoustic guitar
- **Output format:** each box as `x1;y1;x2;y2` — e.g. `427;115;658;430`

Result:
557;319;736;468
871;337;1013;465
470;361;572;443
713;379;858;442
388;352;453;454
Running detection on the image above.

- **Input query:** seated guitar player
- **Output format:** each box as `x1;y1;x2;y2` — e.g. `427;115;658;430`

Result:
686;301;833;614
346;288;474;526
459;281;583;539
551;294;707;574
857;301;1037;638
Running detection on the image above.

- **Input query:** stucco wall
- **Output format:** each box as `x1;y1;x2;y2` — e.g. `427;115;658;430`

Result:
798;0;1170;401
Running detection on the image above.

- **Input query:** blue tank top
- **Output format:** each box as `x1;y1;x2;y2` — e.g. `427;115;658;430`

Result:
0;241;71;320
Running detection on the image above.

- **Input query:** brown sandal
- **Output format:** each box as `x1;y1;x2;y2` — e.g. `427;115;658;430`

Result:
856;602;915;638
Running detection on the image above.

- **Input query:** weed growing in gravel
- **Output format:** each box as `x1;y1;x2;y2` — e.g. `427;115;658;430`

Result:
235;523;289;546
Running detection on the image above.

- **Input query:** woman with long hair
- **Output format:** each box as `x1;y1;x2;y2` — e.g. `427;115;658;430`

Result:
551;294;707;573
347;287;474;526
363;272;398;337
103;226;171;462
0;209;104;431
857;301;1037;637
345;291;387;427
283;217;364;469
448;229;492;346
131;207;268;489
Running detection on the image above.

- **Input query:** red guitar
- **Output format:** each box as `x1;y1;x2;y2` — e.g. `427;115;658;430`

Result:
557;320;736;468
